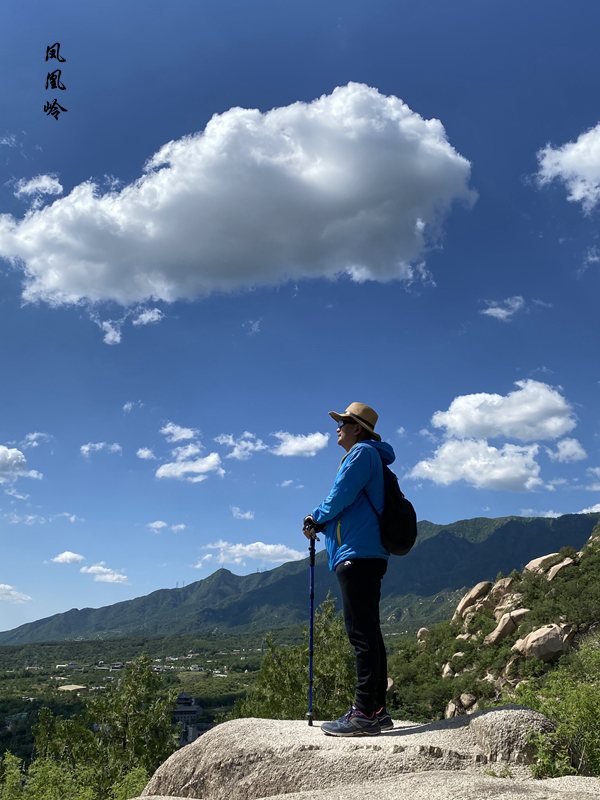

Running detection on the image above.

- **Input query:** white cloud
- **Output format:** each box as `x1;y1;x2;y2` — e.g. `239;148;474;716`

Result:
155;452;224;483
147;520;168;531
396;427;406;436
4;487;29;500
51;551;85;563
98;319;122;345
136;447;156;460
132;308;164;326
480;296;525;322
431;380;576;442
279;479;294;487
123;400;144;413
80;442;122;458
0;445;43;484
580;246;600;277
197;539;304;567
520;509;562;518
14;174;63;199
51;512;84;523
545;438;587;463
231;506;254;520
536;122;600;213
270;431;329;457
0;134;17;147
170;443;203;460
588;467;600;479
214;432;267;460
160;422;199;442
0;584;32;603
20;432;51;449
80;563;128;584
407;439;543;492
0;84;474;309
579;504;600;514
244;319;262;335
171;523;186;532
5;512;46;525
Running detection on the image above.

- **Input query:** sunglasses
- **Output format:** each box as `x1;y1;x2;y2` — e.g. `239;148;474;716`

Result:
337;419;358;429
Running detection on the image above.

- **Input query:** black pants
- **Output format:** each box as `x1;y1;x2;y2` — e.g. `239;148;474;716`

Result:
335;557;388;716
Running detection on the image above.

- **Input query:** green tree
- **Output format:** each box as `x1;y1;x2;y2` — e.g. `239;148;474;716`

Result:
227;595;355;721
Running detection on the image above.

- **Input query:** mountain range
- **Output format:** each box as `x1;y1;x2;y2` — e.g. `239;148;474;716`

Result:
1;513;598;646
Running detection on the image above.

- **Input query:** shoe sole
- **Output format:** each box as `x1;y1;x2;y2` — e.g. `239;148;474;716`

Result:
321;727;381;737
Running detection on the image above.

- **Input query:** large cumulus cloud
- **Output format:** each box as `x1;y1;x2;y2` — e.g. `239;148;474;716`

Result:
0;83;474;307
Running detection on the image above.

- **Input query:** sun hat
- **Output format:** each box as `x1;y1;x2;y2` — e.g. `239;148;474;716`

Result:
329;402;381;442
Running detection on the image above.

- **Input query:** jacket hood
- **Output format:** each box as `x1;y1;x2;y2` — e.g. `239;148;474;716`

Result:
360;439;395;465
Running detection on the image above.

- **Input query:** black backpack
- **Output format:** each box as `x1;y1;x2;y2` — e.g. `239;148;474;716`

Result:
363;458;418;556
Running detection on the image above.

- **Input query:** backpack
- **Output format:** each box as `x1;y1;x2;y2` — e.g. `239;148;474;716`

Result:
362;458;418;556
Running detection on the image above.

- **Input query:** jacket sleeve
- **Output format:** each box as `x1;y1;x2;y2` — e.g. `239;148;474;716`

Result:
311;446;375;524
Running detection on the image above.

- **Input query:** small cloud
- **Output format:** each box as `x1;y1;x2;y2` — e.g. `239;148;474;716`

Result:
231;506;254;520
243;318;262;335
214;432;267;460
123;400;144;413
270;431;329;457
155;452;224;483
80;562;128;583
14;174;63;201
171;523;186;532
295;484;304;489
545;438;587;463
279;479;294;487
532;299;553;309
480;296;525;322
4;487;29;500
160;422;199;442
80;442;122;458
520;508;562;518
51;550;85;563
171;443;203;461
396;427;406;437
147;520;168;531
0;583;32;603
51;512;84;523
136;447;156;460
132;308;164;326
419;428;438;443
197;539;304;567
20;432;52;449
579;246;600;278
0;134;17;147
579;503;600;514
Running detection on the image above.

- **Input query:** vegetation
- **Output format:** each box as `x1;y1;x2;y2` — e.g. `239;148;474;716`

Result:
0;654;177;799
227;595;355;721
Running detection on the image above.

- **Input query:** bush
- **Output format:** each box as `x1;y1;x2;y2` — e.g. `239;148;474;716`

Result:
226;595;355;721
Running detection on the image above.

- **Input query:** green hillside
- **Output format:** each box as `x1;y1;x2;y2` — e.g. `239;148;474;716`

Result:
0;513;598;645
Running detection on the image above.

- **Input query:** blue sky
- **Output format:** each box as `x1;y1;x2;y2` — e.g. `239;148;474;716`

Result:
1;0;599;632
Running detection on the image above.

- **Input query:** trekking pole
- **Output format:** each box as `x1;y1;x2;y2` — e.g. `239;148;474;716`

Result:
303;521;319;726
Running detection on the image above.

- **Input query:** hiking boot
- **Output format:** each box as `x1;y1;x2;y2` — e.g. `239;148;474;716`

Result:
376;706;393;730
321;705;381;737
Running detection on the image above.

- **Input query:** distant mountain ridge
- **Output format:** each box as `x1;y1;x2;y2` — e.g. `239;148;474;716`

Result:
1;513;598;646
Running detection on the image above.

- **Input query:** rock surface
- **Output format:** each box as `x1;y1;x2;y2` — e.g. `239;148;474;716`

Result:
512;623;574;661
141;707;561;800
523;553;559;574
453;582;493;620
140;772;600;800
547;557;575;581
483;608;530;647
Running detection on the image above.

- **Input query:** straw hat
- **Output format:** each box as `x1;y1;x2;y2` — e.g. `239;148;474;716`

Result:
329;402;381;441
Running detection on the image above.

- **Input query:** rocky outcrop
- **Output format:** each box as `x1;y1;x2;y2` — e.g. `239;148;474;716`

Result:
141;708;567;800
523;553;559;574
512;624;575;662
482;608;530;647
547;557;575;581
417;627;429;643
452;582;493;621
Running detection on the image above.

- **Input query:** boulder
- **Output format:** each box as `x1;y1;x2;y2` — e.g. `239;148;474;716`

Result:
141;707;564;800
460;693;477;709
512;623;574;662
386;677;395;698
494;591;524;620
138;771;600;800
482;608;530;647
453;582;493;621
416;627;429;643
489;576;514;604
442;663;455;679
547;557;575;582
523;553;559;574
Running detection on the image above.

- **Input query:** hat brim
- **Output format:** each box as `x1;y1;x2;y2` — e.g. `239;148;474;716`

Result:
329;411;381;441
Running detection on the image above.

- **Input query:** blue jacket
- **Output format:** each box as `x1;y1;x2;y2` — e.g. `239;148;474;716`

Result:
312;439;395;571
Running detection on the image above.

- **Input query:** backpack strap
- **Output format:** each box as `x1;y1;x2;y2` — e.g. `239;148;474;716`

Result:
362;486;382;521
